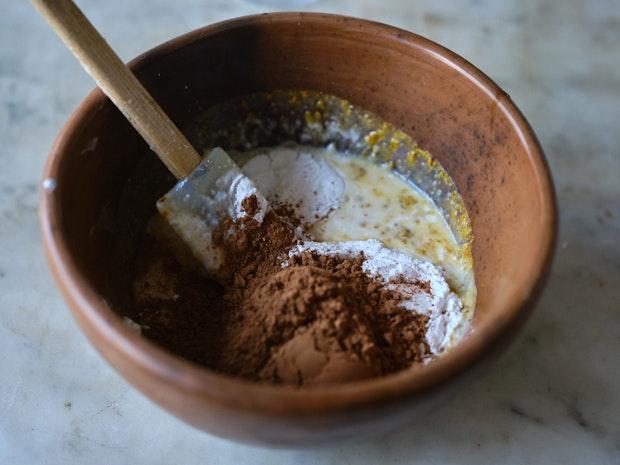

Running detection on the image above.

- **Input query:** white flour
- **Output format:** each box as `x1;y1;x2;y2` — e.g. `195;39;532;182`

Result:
287;239;464;355
242;146;346;224
216;169;269;224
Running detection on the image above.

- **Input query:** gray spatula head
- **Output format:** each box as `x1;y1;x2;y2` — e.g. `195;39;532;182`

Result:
157;147;269;274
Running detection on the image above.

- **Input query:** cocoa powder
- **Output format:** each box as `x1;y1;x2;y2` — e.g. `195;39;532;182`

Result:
131;200;432;385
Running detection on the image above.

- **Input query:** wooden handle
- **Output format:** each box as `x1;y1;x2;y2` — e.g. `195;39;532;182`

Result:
30;0;201;179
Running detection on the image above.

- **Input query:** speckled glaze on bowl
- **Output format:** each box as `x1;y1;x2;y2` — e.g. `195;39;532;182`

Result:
39;13;556;446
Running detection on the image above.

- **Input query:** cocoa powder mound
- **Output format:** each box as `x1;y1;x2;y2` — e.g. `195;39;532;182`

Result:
132;201;432;386
218;252;430;385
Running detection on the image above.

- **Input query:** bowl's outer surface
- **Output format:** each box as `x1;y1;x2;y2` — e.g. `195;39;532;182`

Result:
40;13;556;446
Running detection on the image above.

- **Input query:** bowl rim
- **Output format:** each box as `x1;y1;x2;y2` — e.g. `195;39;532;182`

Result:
39;12;557;416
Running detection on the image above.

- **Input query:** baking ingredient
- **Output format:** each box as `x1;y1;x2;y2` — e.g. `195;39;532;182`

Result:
310;151;476;319
242;145;346;224
135;208;432;385
216;208;433;384
222;170;269;223
288;239;463;354
131;144;474;385
156;149;270;274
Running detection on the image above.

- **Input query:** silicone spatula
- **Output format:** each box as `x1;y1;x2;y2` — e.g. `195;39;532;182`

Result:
31;0;267;273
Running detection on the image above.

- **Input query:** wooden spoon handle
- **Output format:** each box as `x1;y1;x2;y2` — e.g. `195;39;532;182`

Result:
30;0;201;180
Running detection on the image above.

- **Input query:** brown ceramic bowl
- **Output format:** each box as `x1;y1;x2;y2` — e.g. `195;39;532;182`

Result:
39;13;556;446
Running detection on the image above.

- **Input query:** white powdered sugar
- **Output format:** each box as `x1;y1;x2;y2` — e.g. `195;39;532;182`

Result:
287;239;465;355
242;146;346;224
217;170;269;224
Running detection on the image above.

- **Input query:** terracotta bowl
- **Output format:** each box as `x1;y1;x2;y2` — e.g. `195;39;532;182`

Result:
39;13;556;446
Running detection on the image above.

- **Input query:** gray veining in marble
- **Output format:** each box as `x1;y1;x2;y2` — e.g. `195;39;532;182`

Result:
1;0;619;464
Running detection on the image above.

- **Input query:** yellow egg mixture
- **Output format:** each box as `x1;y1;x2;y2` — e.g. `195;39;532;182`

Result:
310;152;476;326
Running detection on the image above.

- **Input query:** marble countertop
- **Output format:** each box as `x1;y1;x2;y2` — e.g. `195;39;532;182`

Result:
1;0;618;463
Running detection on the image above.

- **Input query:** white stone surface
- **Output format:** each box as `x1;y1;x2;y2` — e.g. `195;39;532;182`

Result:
1;0;618;463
